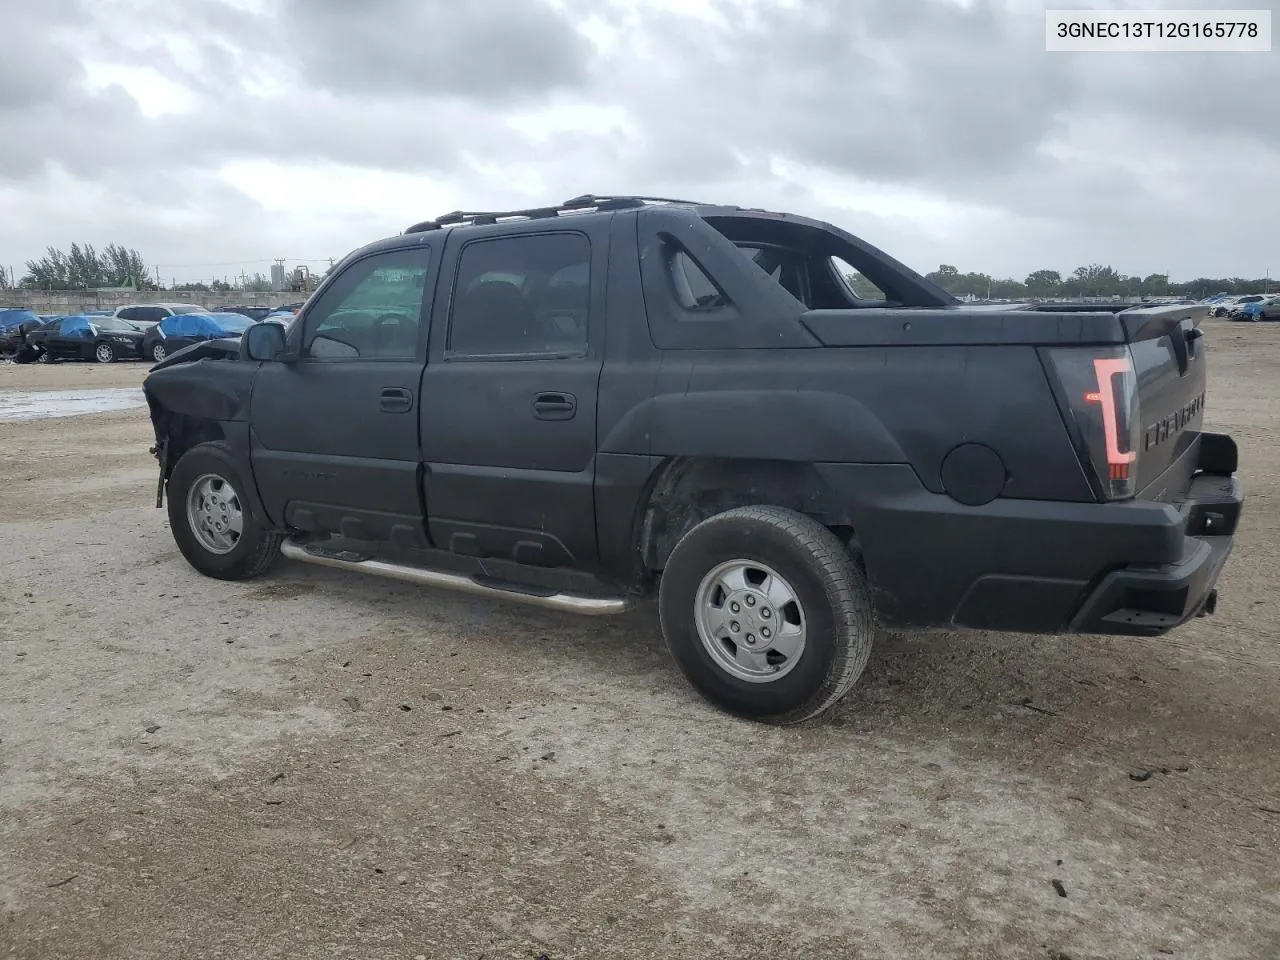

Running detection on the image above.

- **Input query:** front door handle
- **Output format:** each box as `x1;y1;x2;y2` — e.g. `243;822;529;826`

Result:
532;391;577;420
379;386;414;413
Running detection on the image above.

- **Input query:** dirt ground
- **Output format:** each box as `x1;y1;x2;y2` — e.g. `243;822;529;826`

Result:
1;326;1278;960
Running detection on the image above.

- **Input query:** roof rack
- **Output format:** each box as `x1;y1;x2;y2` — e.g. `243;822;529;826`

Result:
403;194;710;235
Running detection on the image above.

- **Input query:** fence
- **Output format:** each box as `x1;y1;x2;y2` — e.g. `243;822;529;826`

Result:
0;289;303;315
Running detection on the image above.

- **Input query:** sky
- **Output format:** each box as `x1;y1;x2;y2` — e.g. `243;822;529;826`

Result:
2;0;1278;286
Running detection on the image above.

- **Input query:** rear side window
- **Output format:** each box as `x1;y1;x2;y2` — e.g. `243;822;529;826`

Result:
448;233;590;358
669;249;729;310
830;256;887;302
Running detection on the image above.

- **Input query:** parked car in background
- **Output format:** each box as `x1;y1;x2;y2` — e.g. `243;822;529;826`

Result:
110;303;209;331
143;311;254;362
27;314;146;363
1214;294;1268;318
213;305;274;322
0;308;40;361
1233;296;1280;322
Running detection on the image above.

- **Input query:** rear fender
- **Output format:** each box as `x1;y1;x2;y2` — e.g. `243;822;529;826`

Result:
599;389;905;462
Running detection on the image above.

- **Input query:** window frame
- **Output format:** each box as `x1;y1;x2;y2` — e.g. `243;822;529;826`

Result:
443;230;592;364
297;245;435;363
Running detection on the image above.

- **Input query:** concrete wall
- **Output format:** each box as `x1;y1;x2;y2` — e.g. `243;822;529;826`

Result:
0;289;307;315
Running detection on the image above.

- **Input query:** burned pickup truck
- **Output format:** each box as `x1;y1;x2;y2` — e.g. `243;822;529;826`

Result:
141;194;1242;724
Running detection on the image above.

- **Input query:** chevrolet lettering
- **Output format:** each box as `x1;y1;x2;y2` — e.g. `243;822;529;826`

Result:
1145;392;1206;451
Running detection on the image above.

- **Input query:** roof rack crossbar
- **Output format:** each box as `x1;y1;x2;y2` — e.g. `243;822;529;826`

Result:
403;195;709;235
562;194;710;208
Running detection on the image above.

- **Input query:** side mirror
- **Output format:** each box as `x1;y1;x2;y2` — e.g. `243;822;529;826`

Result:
244;321;290;362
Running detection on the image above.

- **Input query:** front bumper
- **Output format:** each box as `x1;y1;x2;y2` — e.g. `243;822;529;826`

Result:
815;433;1242;636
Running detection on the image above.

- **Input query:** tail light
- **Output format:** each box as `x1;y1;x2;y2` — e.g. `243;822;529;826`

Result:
1042;346;1140;500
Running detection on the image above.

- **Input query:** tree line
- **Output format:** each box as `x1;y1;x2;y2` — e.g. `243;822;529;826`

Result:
5;243;1269;301
14;243;158;291
917;263;1271;300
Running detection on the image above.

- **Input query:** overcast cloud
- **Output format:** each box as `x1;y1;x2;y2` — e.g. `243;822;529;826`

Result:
1;0;1277;285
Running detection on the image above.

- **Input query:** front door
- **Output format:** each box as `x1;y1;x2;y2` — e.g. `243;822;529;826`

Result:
420;226;605;570
250;243;437;547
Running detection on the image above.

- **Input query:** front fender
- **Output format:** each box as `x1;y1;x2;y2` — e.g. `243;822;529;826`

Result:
143;355;258;424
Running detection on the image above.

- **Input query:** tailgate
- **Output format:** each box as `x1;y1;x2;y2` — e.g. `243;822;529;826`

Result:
1122;304;1209;499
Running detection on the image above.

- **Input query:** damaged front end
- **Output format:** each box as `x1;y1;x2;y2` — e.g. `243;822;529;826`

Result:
143;337;257;510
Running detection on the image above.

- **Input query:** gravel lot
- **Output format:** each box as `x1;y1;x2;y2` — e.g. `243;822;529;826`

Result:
2;328;1278;960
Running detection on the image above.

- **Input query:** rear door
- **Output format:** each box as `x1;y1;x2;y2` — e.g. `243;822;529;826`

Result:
249;242;437;546
419;223;605;569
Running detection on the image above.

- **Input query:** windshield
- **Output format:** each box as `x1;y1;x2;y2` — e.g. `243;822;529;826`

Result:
93;317;138;332
172;305;207;314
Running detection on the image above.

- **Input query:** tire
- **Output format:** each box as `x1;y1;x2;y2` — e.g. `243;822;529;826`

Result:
658;505;875;725
94;342;115;363
36;350;50;363
152;343;167;362
166;442;283;580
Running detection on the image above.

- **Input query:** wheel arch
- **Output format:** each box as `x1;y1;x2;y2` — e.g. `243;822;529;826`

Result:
634;456;857;574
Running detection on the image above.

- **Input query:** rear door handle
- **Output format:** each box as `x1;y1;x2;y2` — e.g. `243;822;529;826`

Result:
379;386;413;413
532;391;577;420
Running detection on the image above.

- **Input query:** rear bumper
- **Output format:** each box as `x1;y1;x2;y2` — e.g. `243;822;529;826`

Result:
815;433;1243;636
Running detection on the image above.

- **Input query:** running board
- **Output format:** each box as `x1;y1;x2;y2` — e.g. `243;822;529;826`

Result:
279;540;630;616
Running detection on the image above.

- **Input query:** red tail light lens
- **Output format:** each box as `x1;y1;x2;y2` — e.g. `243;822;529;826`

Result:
1043;346;1140;500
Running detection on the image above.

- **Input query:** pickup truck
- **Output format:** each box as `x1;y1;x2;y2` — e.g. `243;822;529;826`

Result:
141;194;1243;724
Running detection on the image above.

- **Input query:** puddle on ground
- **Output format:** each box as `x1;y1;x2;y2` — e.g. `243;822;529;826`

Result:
0;389;146;422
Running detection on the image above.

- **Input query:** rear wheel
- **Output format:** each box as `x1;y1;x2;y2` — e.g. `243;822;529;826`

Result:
36;350;51;363
94;342;115;363
152;343;167;362
658;505;874;724
166;442;283;580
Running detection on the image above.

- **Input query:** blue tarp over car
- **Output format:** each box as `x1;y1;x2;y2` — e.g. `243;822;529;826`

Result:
158;312;252;339
0;309;38;333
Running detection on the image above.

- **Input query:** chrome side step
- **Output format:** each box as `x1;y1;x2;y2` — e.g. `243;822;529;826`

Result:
279;540;630;616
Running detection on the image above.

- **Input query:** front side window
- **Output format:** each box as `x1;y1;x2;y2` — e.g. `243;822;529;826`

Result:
448;233;590;358
302;247;432;360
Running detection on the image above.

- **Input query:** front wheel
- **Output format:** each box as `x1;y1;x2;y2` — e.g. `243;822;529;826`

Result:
659;505;875;724
166;442;283;580
94;342;115;363
36;350;51;364
152;343;167;362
